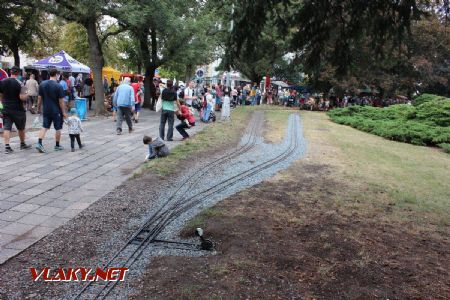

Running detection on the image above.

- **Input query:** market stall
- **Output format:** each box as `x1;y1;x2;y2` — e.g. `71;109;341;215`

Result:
31;50;91;73
102;66;121;84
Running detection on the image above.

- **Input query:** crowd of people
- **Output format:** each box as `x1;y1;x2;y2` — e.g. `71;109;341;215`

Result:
0;66;237;159
273;88;412;111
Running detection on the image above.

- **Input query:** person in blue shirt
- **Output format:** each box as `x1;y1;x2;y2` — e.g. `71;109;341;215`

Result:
112;77;135;135
59;73;69;109
36;68;67;153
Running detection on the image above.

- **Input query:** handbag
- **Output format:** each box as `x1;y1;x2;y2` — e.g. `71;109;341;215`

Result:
155;96;162;112
32;116;42;129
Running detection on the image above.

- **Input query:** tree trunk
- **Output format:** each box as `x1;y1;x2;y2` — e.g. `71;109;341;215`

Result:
137;62;142;74
85;19;105;115
184;64;193;83
11;45;20;67
143;64;156;109
138;28;160;109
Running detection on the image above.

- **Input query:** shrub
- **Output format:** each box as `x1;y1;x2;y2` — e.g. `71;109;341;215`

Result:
327;95;450;149
438;143;450;153
413;93;447;106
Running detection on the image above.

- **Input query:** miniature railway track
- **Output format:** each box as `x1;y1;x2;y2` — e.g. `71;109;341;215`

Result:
73;113;300;299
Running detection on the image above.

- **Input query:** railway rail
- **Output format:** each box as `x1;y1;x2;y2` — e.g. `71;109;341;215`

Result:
73;112;301;299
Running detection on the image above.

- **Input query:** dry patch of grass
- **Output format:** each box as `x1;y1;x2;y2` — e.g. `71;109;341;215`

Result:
296;111;450;230
263;110;292;143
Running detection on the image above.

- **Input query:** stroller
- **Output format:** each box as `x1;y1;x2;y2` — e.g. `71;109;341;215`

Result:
193;96;216;123
200;102;216;123
287;95;295;107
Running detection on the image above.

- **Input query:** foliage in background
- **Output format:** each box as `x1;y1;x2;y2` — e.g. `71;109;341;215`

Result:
0;0;47;66
111;0;218;107
327;95;450;150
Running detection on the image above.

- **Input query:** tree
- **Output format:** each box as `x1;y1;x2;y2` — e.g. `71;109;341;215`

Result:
112;0;217;109
0;0;46;66
221;19;290;85
42;0;125;114
225;0;448;78
303;13;450;98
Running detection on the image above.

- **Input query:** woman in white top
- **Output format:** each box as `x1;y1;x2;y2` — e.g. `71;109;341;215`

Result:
221;89;231;120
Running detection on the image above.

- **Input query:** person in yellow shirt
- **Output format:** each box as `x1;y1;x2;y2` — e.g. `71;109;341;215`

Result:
250;83;257;105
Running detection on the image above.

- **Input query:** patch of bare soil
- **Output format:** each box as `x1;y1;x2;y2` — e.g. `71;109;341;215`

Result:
130;160;450;299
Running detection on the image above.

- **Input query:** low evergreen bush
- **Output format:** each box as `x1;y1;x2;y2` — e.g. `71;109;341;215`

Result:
327;95;450;151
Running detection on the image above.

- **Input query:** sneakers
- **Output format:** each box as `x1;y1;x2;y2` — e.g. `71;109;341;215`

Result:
54;145;64;151
35;143;46;153
20;143;32;150
134;119;139;123
71;148;75;152
128;128;133;133
116;129;122;135
5;148;13;154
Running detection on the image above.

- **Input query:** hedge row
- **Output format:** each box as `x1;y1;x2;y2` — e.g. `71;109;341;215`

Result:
327;95;450;151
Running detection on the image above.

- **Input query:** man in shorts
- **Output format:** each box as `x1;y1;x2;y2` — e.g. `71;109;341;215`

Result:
36;68;67;153
0;66;32;154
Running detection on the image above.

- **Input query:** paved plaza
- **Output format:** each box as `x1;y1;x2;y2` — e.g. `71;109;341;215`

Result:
0;109;205;264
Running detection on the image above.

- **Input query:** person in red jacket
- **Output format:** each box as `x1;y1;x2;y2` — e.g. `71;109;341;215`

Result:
176;100;195;140
131;78;142;123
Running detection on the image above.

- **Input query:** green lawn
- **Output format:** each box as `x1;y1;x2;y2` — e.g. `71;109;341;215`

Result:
302;111;450;229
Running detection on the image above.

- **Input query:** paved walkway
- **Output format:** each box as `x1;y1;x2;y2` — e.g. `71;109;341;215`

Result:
0;110;205;264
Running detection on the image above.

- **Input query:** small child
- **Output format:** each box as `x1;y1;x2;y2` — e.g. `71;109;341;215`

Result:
143;135;170;160
67;108;83;152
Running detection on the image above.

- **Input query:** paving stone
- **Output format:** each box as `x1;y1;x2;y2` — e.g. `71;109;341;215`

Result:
4;237;39;250
0;201;19;210
10;176;34;183
27;226;55;238
57;174;79;181
16;213;52;226
0;233;17;247
39;190;64;199
2;187;25;195
51;185;76;193
27;178;50;184
0;181;18;189
0;222;34;235
6;194;34;204
56;209;81;219
0;248;21;264
25;197;53;206
0;220;11;228
24;172;42;178
19;188;46;196
0;211;28;222
10;203;40;213
45;216;69;228
67;202;91;210
33;206;62;216
46;199;75;209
